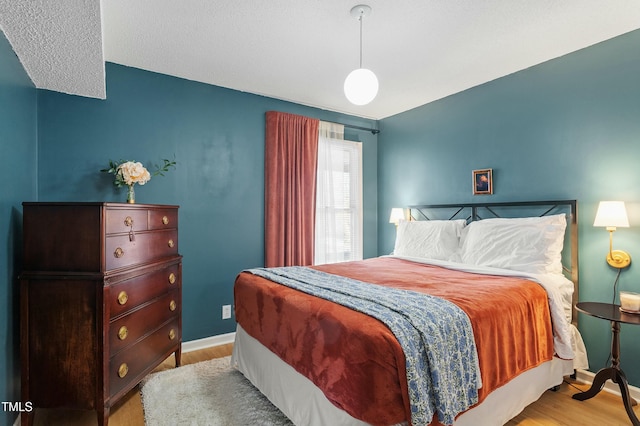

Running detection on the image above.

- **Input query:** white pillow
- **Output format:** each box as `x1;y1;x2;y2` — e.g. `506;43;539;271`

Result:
394;220;467;260
459;214;567;274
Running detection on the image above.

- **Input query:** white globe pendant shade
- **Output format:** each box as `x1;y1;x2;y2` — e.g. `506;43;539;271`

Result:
344;68;379;105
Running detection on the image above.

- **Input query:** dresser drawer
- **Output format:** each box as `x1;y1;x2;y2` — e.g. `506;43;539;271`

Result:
105;208;149;235
109;290;180;355
148;208;178;230
105;229;178;270
109;319;180;398
108;262;180;318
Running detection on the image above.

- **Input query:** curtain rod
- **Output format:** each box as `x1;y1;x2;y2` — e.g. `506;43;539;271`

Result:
338;122;380;135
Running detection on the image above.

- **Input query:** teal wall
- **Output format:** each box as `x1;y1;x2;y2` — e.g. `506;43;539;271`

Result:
0;29;38;426
36;63;378;341
378;29;640;386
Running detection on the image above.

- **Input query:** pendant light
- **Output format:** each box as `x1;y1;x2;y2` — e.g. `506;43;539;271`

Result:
344;4;378;106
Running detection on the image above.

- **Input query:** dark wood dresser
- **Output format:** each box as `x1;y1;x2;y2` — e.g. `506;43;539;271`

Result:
20;202;182;426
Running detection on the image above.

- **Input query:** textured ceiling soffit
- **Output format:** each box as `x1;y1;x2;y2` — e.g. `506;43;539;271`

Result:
0;0;106;99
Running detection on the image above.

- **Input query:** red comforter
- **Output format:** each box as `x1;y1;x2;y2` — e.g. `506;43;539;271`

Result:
234;257;554;425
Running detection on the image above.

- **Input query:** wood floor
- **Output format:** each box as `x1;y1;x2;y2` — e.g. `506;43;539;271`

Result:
28;343;638;426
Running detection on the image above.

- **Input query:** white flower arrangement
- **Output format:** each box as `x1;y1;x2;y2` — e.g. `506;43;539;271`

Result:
115;161;152;186
101;157;176;203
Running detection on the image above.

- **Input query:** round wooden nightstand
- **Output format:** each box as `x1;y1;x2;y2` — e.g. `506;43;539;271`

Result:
572;301;640;426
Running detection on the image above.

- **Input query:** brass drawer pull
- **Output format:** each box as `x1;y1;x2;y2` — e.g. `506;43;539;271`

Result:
117;291;128;305
168;239;174;248
118;326;128;340
168;273;176;284
162;215;169;225
118;363;128;378
169;300;177;311
114;247;125;258
124;216;133;227
169;329;176;340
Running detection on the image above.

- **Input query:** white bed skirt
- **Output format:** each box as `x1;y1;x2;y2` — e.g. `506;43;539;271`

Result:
231;324;578;426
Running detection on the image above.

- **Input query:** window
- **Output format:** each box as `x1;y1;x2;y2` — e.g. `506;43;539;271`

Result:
314;122;363;264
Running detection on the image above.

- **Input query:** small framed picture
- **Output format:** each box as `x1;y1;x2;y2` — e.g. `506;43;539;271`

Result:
473;169;493;195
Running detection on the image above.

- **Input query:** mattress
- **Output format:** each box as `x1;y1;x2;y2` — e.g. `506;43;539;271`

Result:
232;324;578;426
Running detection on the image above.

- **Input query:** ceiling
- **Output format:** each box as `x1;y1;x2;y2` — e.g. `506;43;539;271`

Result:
2;1;640;120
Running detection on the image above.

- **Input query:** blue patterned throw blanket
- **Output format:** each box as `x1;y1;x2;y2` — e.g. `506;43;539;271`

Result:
247;266;481;426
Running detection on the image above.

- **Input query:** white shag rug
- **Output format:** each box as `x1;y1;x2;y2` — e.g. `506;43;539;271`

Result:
140;356;294;426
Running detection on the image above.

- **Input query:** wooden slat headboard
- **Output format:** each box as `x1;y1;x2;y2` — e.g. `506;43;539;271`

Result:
408;200;579;325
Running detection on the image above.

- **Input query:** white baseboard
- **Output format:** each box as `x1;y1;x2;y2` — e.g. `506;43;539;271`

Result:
575;369;640;401
182;331;236;353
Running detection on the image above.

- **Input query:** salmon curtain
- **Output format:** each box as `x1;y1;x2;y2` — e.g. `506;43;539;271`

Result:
265;111;320;267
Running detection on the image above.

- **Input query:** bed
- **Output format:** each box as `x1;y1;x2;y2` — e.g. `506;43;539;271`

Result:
231;200;588;425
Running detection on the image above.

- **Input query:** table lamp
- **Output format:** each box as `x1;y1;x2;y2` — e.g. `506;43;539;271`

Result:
389;208;405;227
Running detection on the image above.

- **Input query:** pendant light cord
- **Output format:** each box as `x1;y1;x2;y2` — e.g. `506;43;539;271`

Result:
359;14;363;68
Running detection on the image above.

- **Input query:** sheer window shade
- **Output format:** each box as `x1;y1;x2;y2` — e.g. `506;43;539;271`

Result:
315;122;363;264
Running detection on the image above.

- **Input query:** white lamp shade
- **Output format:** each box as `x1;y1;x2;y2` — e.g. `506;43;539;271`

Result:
593;201;630;228
344;68;379;105
389;208;405;225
